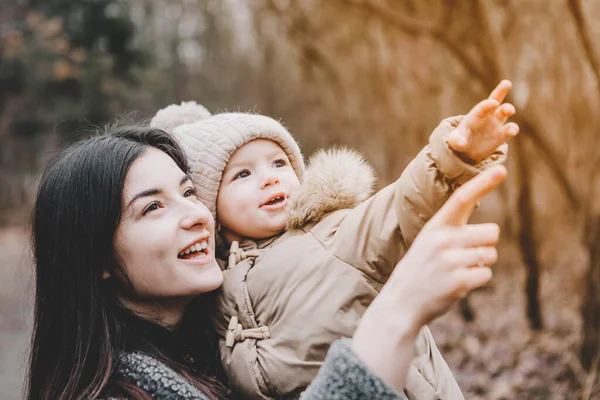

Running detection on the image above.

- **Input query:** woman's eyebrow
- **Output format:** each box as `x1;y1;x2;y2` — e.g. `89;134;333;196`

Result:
128;175;192;208
128;188;161;208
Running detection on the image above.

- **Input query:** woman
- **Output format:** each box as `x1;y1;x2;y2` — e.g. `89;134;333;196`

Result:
27;125;504;399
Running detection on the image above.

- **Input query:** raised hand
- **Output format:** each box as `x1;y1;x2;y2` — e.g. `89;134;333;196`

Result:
447;80;519;163
352;165;507;392
392;165;506;327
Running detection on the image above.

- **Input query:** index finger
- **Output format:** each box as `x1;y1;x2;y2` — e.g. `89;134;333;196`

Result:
488;80;512;103
429;165;507;227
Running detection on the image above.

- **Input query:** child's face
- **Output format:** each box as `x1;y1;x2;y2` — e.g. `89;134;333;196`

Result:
217;139;300;242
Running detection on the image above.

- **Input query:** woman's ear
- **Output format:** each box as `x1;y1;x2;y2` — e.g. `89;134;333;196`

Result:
102;270;111;280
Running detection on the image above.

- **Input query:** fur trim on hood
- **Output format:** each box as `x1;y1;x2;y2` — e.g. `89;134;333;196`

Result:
286;148;377;230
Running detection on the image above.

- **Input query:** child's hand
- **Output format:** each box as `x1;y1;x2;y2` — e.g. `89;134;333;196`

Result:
447;80;519;163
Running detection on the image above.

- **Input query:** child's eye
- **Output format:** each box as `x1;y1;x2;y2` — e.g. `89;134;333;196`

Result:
233;170;250;180
142;202;161;216
273;159;287;168
183;187;198;198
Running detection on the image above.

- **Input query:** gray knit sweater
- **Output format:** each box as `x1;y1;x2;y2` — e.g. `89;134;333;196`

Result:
115;338;407;399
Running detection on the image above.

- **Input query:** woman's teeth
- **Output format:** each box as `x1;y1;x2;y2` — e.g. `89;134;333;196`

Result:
179;240;208;258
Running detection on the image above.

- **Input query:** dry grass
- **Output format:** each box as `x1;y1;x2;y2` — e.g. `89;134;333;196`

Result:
431;241;598;399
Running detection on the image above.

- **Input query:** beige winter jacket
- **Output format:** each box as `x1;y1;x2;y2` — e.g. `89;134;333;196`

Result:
211;116;507;400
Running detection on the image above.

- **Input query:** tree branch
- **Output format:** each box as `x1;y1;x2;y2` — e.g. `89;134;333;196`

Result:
342;0;491;87
518;116;581;208
566;0;600;213
567;0;600;100
471;0;506;82
344;0;440;34
342;0;581;209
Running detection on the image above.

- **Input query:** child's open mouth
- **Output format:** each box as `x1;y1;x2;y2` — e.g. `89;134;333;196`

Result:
260;193;287;209
178;240;209;260
265;196;285;206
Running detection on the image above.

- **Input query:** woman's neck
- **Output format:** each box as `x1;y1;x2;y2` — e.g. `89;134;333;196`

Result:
120;296;191;330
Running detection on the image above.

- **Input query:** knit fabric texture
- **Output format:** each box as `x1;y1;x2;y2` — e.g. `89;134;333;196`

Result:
114;339;406;400
116;352;209;400
302;338;407;400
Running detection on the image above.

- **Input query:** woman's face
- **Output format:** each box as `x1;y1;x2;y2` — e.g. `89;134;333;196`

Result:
113;147;222;322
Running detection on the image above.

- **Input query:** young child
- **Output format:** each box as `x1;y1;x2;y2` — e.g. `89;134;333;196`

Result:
151;80;518;400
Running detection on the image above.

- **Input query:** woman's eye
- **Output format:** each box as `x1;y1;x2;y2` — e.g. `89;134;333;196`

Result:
142;202;160;216
184;187;198;198
234;170;250;180
273;159;287;168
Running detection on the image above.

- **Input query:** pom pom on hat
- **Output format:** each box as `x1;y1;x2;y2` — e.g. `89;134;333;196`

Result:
150;101;212;132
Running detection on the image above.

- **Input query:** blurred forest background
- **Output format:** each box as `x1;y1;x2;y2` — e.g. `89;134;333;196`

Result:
1;0;600;399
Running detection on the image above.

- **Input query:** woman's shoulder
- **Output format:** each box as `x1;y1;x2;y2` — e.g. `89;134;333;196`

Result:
302;339;406;400
107;351;212;400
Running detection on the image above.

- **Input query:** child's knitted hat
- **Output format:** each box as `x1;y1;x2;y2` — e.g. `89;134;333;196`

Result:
150;102;305;220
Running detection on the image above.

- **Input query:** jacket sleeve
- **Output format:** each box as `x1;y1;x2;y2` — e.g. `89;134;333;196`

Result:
301;338;408;400
323;116;507;283
405;326;465;399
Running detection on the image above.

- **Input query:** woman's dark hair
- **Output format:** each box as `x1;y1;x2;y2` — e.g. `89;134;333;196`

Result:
27;126;228;399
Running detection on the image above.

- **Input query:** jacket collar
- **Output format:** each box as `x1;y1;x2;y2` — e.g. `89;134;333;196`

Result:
285;147;376;229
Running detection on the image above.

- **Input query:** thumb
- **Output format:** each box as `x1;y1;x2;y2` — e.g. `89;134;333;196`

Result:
447;130;468;150
428;165;507;227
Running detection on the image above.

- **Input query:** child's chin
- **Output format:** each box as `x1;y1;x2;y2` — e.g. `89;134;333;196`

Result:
263;221;287;235
267;214;286;226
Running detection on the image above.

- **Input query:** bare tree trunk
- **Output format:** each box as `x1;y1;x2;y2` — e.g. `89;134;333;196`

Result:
581;219;600;368
459;297;475;322
515;140;544;330
564;0;600;371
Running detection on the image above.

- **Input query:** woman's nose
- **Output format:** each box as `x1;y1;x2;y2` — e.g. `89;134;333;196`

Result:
181;202;211;230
